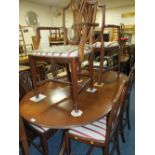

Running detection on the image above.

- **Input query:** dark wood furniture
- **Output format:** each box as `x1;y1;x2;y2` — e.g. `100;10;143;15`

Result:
92;5;122;86
20;72;127;128
19;116;29;155
28;0;99;117
65;80;127;155
120;66;135;143
32;27;64;48
20;71;127;154
48;27;64;46
19;71;58;155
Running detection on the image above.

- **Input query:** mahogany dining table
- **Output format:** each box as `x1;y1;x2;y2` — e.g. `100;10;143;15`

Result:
19;71;128;154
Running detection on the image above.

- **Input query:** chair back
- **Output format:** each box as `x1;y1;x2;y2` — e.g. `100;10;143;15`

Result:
63;0;98;61
106;80;127;143
125;66;135;100
19;71;33;100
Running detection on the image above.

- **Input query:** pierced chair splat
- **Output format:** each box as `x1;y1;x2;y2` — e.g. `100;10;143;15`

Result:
28;0;99;117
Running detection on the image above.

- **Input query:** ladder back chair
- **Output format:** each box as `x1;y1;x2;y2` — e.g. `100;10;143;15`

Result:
92;5;122;86
64;80;127;155
19;71;58;155
28;0;99;117
120;66;135;143
19;115;29;155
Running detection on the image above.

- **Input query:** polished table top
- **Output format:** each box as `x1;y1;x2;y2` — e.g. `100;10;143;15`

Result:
20;71;127;129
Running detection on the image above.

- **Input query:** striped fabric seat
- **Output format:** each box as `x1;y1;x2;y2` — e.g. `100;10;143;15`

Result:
29;45;92;58
29;123;50;133
82;60;108;68
69;116;107;142
93;41;119;48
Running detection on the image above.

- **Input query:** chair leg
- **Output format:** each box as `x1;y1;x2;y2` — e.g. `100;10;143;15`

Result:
88;53;94;89
78;63;82;82
19;116;29;155
70;59;78;111
126;98;131;130
97;46;104;85
65;134;71;155
120;114;126;143
116;133;121;155
66;64;71;82
103;146;109;155
58;130;67;155
40;134;49;155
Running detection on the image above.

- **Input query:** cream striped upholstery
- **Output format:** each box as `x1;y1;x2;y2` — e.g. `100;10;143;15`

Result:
29;45;92;58
82;60;108;68
30;123;50;133
93;41;119;48
69;116;107;141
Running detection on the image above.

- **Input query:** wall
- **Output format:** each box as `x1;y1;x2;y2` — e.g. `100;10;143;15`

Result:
19;0;52;26
96;5;135;25
20;0;53;45
19;1;135;45
96;5;135;43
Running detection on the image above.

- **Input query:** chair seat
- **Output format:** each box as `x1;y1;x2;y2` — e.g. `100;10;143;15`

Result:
29;45;92;58
82;60;108;68
29;123;50;133
93;41;119;48
68;116;107;142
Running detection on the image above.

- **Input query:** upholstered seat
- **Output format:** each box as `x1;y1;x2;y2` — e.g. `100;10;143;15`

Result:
65;80;127;155
68;116;106;142
93;41;119;48
29;45;92;58
29;123;50;133
82;59;108;68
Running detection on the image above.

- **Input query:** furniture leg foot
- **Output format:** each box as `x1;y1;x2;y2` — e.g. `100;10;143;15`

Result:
94;82;104;88
86;88;97;93
71;109;83;117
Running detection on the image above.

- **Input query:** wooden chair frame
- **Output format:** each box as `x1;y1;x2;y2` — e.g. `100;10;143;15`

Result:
120;66;135;143
92;5;122;86
19;71;58;155
19;116;29;155
29;0;99;116
64;80;127;155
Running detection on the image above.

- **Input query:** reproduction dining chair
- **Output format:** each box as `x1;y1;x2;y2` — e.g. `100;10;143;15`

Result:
119;66;135;143
28;0;99;117
64;80;127;155
91;5;122;86
19;71;58;155
19;115;29;155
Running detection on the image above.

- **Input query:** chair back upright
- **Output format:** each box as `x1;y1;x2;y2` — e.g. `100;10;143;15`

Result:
63;0;98;61
106;80;127;143
127;66;135;94
19;71;33;100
